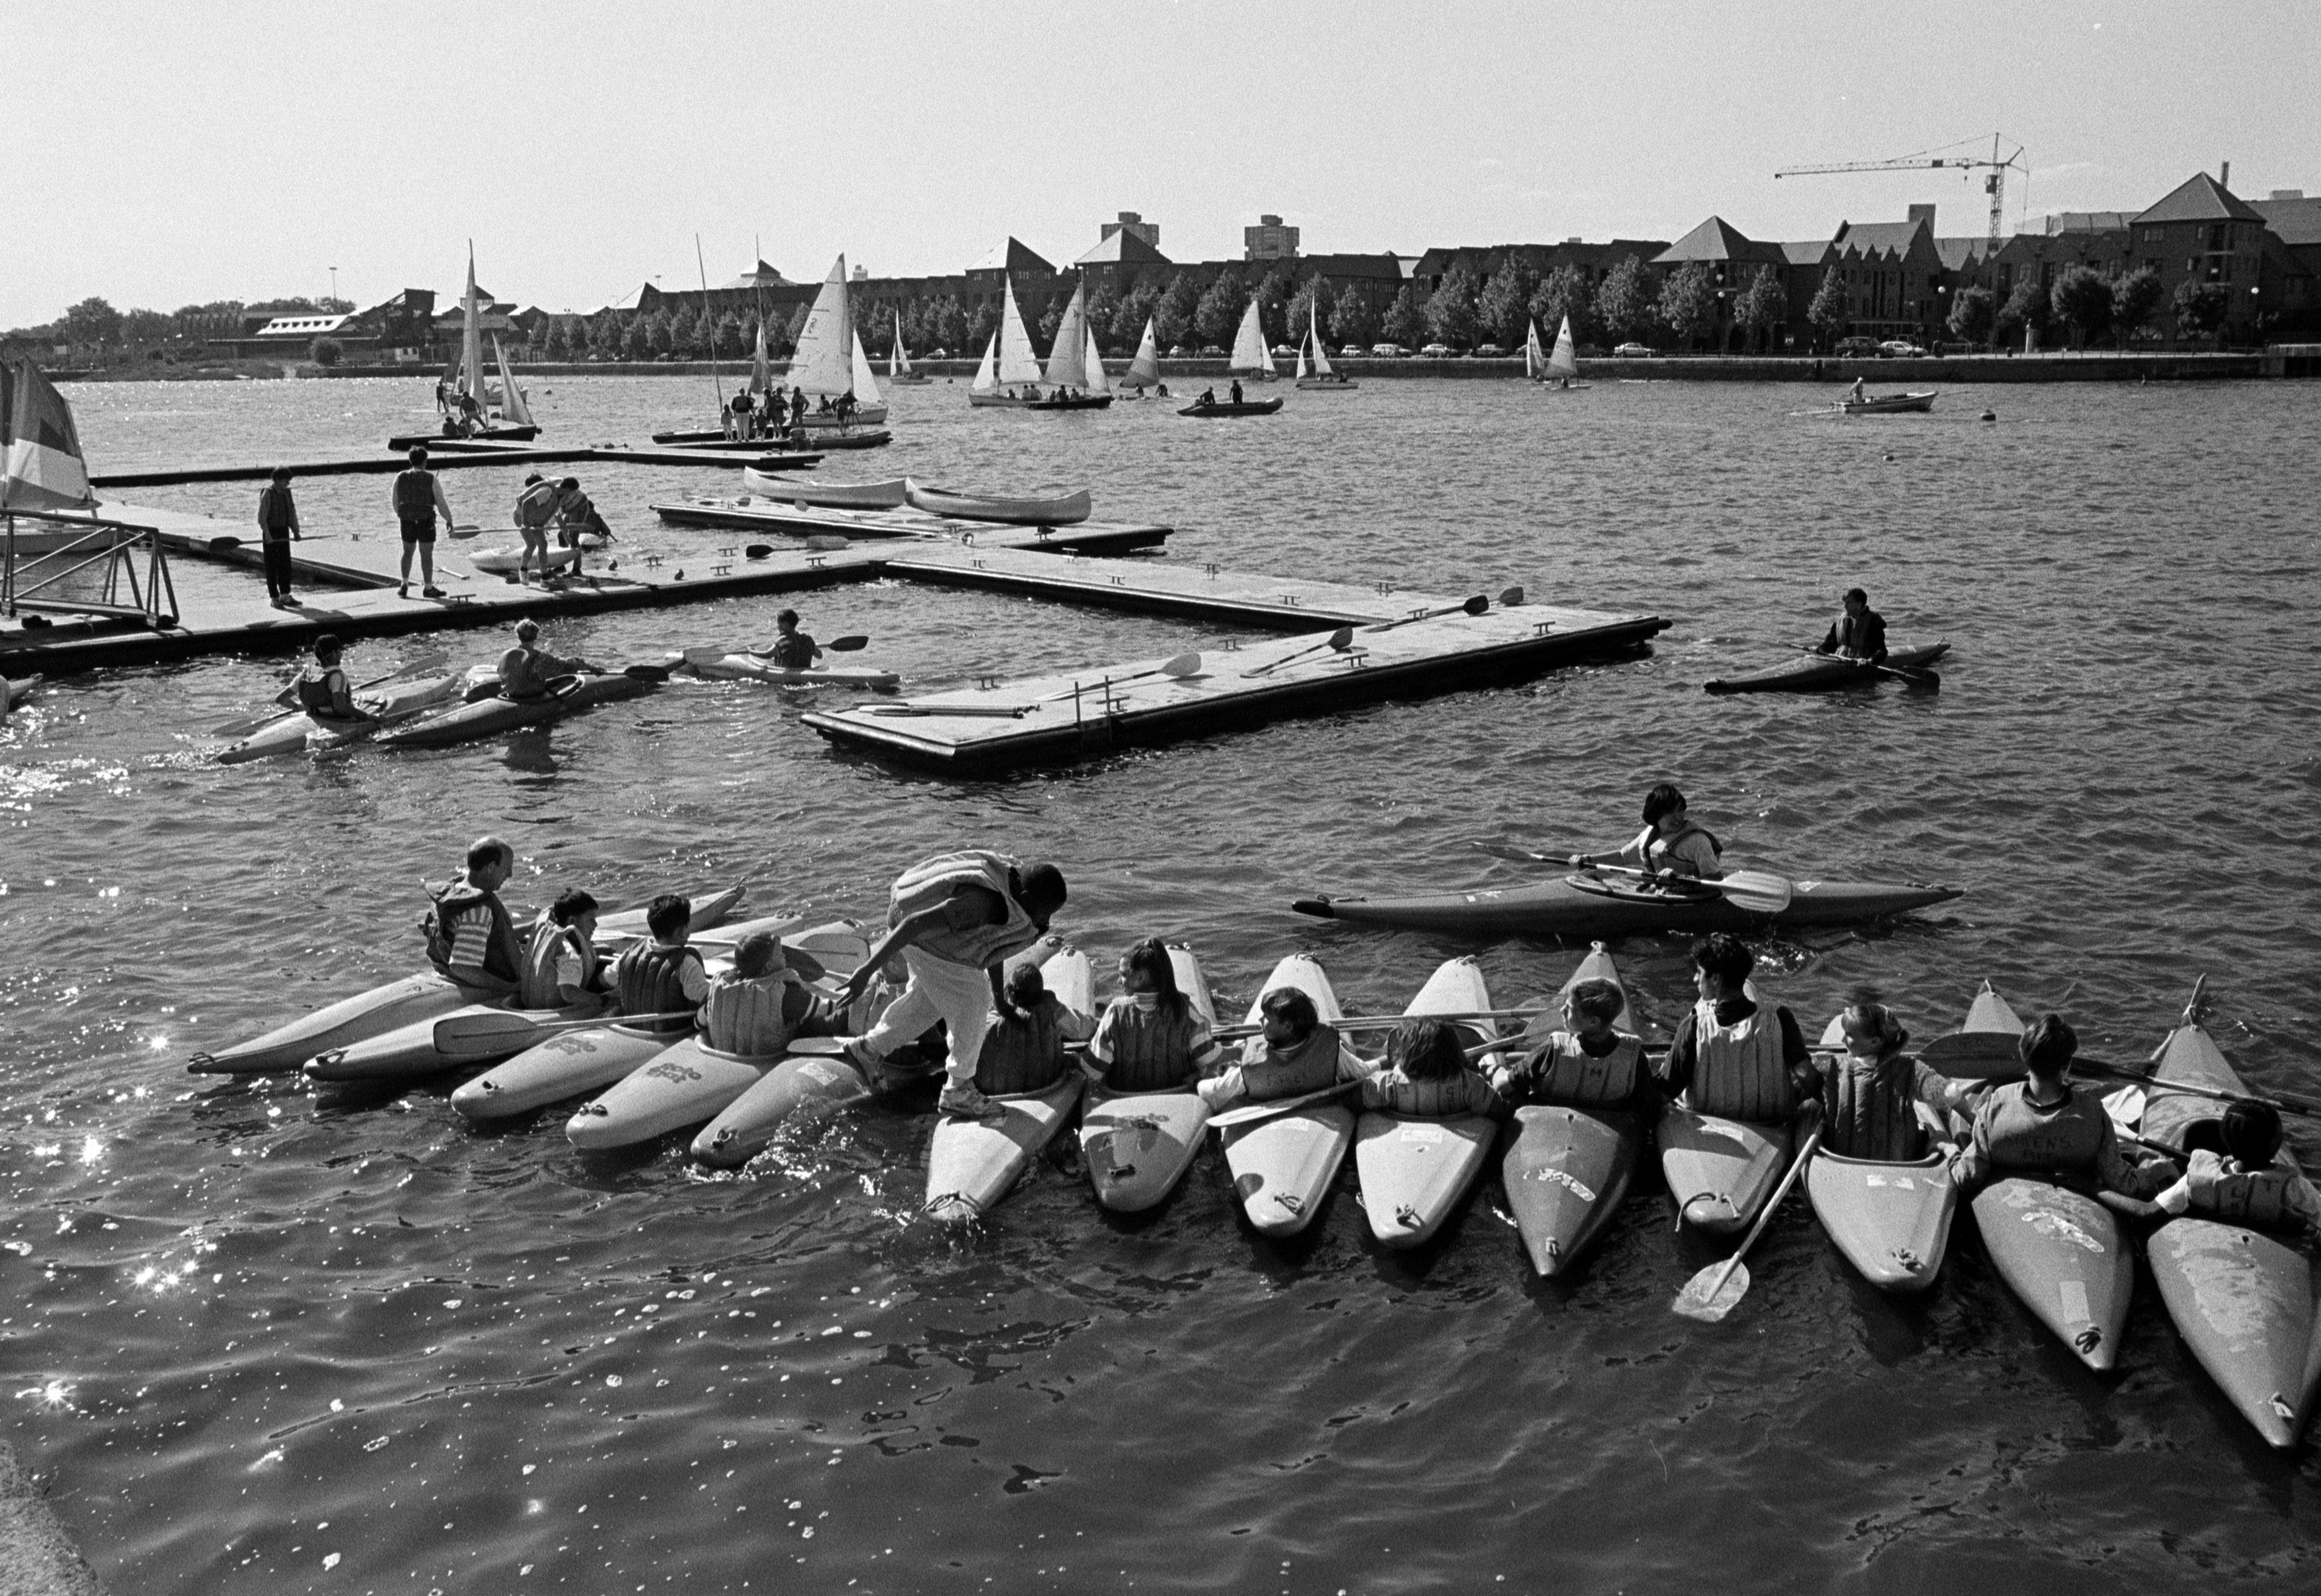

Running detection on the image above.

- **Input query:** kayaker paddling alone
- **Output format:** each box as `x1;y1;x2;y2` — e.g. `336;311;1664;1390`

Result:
498;619;598;700
1569;783;1723;884
1815;587;1888;665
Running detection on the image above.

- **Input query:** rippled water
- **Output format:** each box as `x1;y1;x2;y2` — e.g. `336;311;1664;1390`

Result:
4;374;2319;1592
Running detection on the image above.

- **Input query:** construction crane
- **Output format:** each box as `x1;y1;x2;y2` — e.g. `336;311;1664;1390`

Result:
1776;135;2028;243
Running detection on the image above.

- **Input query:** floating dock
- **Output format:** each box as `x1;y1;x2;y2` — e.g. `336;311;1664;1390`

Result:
90;441;822;489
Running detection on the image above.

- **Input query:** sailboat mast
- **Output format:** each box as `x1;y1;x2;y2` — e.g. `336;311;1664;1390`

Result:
697;234;724;407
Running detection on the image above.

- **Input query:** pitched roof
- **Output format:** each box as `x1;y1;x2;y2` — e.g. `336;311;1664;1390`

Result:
1654;215;1786;266
2249;193;2321;247
966;237;1055;276
1781;240;1831;267
1075;230;1170;267
2134;172;2265;226
2045;211;2133;234
720;260;793;290
1934;236;1990;271
1831;220;1930;258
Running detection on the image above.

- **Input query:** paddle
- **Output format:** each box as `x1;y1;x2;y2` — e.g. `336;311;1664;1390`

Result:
1207;1079;1362;1130
213;651;452;738
444;524;492;540
1788;645;1938;688
1242;627;1355;678
433;1009;695;1054
1209;1006;1548;1044
1671;1127;1823;1322
1034;652;1201;701
2067;1057;2321;1121
861;704;1030;719
1363;588;1518;634
1468;843;1793;916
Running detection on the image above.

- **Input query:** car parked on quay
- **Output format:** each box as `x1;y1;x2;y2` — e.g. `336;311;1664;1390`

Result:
1610;341;1655;358
1371;343;1410;357
1832;336;1882;358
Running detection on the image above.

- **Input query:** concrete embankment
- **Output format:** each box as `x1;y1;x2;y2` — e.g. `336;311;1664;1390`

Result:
0;1441;108;1594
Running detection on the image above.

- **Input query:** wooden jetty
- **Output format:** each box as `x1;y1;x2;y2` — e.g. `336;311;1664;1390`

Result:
90;441;822;490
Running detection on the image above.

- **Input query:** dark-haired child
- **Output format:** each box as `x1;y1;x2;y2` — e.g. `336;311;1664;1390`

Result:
1089;938;1217;1093
1196;986;1350;1111
975;962;1096;1095
2155;1099;2321;1235
610;893;707;1038
1357;1017;1502;1118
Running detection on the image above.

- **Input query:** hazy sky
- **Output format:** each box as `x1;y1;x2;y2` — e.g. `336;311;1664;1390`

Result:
8;0;2314;325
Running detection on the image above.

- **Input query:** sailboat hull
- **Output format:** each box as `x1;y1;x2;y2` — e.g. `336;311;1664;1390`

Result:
1027;394;1114;411
968;391;1042;409
387;424;536;450
1295;377;1358;391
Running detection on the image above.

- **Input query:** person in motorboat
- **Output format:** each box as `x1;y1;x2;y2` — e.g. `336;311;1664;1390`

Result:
425;835;525;999
1196;985;1353;1112
762;608;822;669
1229;379;1244;405
1816;587;1888;664
516;889;608;1012
971;961;1097;1096
1353;1017;1504;1118
1656;934;1821;1130
2152;1100;2321;1236
498;618;598;701
1806;1001;1975;1161
1949;1015;2173;1198
1490;977;1658;1117
292;634;382;730
828;851;1069;1122
609;894;710;1038
513;474;579;586
1086;938;1219;1093
698;931;830;1055
1567;782;1722;884
1195;387;1217;408
1849;375;1867;405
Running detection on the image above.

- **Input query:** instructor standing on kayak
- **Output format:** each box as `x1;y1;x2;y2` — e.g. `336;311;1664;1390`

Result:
830;850;1068;1122
1568;783;1723;882
1815;587;1888;664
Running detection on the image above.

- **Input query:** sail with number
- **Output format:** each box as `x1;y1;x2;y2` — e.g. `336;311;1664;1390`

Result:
1042;283;1091;390
1546;315;1580;382
491;336;535;426
997;278;1042;384
849;330;884;407
785;255;857;398
1230;299;1274;377
1083;326;1110;396
1123;317;1161;391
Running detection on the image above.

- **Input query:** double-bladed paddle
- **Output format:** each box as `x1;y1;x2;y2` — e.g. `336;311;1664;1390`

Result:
1243;628;1355;678
1364;586;1523;633
1209;1005;1548;1044
1034;652;1201;701
1207;1079;1362;1129
433;1009;694;1054
1786;645;1939;688
1466;842;1793;915
213;651;453;738
1671;1127;1823;1322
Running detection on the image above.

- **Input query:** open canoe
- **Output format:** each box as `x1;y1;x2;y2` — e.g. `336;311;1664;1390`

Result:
1080;944;1216;1212
1177;398;1282;417
1660;1104;1791;1237
1292;871;1961;939
1972;1177;2132;1371
1843;391;1936;414
1353;957;1501;1249
1503;942;1643;1276
1217;954;1355;1237
922;946;1094;1225
736;470;908;508
1705;641;1949;696
903;478;1092;526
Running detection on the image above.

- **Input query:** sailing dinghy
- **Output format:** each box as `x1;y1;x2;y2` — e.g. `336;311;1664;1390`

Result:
1120;317;1164;397
1294;298;1356;390
968;277;1046;408
1028;283;1113;409
1529;315;1587;388
783;256;889;430
886;310;931;384
1229;299;1277;381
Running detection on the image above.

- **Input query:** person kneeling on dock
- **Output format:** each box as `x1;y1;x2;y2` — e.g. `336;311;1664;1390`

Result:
2152;1100;2321;1237
610;894;710;1037
1491;978;1658;1117
1656;934;1822;1131
699;932;828;1054
1568;782;1723;884
294;635;380;728
514;475;579;586
1355;1017;1504;1117
498;619;598;700
1816;587;1888;665
426;837;524;999
516;889;608;1012
1807;1002;1973;1160
972;962;1096;1095
1197;986;1355;1112
1949;1015;2173;1198
829;850;1069;1122
1086;939;1218;1093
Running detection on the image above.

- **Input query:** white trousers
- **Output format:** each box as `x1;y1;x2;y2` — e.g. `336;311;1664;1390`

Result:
864;947;993;1090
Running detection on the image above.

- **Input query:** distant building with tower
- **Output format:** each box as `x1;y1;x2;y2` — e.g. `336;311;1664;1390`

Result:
1245;215;1300;261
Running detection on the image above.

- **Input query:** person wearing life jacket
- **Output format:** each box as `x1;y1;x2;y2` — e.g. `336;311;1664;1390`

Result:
1816;587;1888;664
1197;985;1355;1112
1656;934;1820;1128
292;634;379;727
512;474;576;587
1087;938;1219;1094
698;932;827;1056
608;894;709;1038
2153;1100;2321;1236
973;962;1097;1096
1491;977;1657;1117
1807;1002;1974;1161
1353;1016;1503;1119
514;889;606;1012
255;466;303;608
830;851;1068;1122
1567;783;1722;885
498;618;597;701
391;445;455;600
761;608;822;670
555;483;610;555
1949;1015;2171;1198
426;836;524;999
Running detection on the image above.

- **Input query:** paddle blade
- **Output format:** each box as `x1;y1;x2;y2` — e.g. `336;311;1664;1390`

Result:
1718;869;1793;916
1158;650;1201;679
682;645;738;665
434;1011;546;1054
1900;668;1940;691
1919;1030;2023;1077
1461;593;1490;615
788;1036;849;1056
1672;1259;1750;1322
2102;1085;2147;1131
745;544;775;559
623;664;672;683
1496;585;1525;607
827;635;869;652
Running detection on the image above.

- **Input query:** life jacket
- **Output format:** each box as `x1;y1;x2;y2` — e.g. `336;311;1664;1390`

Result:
975;995;1070;1094
1098;997;1201;1093
887;850;1040;968
1364;1065;1496;1119
612;942;703;1035
257;485;294;534
1630;821;1722;877
1684;999;1794;1122
393;468;435;523
2180;1151;2303;1230
499;646;556;700
427;881;518;983
1820;1053;1929;1161
1525;1030;1646;1110
1235;1023;1344;1101
517;918;594;1010
770;633;817;669
699;970;808;1056
515;480;562;529
1973;1083;2113;1177
295;665;347;717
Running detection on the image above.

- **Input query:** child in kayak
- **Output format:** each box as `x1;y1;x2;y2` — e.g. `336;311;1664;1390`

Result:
699;932;829;1056
763;609;822;670
973;962;1096;1095
1950;1015;2172;1197
1355;1017;1502;1117
1196;986;1352;1111
2153;1100;2321;1236
1807;1002;1975;1161
515;889;606;1012
1086;938;1218;1093
1491;978;1657;1117
1657;934;1820;1127
1567;782;1723;884
608;894;709;1038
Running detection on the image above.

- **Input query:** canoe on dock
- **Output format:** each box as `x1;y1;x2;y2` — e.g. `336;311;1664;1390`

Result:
737;471;909;508
904;479;1093;526
1292;870;1961;939
1705;641;1949;695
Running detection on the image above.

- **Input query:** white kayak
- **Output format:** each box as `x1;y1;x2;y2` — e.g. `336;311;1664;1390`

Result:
1080;944;1216;1212
1353;956;1502;1249
216;674;464;764
305;997;605;1083
2;674;41;715
1658;1104;1792;1237
736;469;908;508
691;1054;872;1167
451;1022;676;1122
467;544;582;575
1217;953;1355;1238
672;652;900;690
1502;942;1643;1278
922;946;1093;1225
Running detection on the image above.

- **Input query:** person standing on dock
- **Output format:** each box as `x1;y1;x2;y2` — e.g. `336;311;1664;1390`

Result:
829;851;1069;1122
392;446;453;599
1816;588;1888;664
513;474;577;586
255;467;303;608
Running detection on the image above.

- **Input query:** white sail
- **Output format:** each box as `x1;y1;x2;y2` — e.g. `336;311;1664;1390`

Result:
890;310;913;378
785;255;856;398
750;320;771;394
1308;298;1334;377
850;330;884;406
1083;325;1110;396
1546;315;1580;380
1042;283;1089;390
1524;317;1546;379
970;332;999;394
997;279;1042;384
491;336;535;425
1294;339;1308;380
461;245;485;409
1123;317;1161;390
1230;299;1274;377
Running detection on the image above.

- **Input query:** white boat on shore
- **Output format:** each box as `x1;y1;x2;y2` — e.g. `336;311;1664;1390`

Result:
903;477;1092;526
736;470;908;509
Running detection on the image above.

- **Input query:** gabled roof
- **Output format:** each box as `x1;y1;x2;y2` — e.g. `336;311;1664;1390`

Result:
2249;193;2321;247
1781;240;1832;267
720;260;793;289
1654;215;1786;267
966;237;1055;276
1831;220;1932;258
1075;230;1170;267
1934;237;1990;271
2134;173;2265;226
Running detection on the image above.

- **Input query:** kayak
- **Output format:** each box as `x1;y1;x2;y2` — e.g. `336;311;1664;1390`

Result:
1972;1177;2132;1371
1;674;40;715
190;883;748;1077
691;1054;871;1167
1353;957;1501;1249
1660;1104;1792;1237
216;673;463;764
1705;641;1949;696
467;544;582;575
1805;1148;1957;1292
673;652;900;690
2140;983;2321;1448
1079;944;1215;1212
1292;871;1962;939
736;470;908;508
1503;942;1643;1276
304;997;603;1083
1216;953;1356;1238
375;673;653;749
452;1023;675;1122
922;945;1094;1225
903;477;1092;526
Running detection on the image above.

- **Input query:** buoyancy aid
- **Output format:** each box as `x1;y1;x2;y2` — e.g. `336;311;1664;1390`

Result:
1363;1065;1498;1118
1629;821;1723;878
888;850;1041;968
517;919;594;1010
613;942;703;1035
258;485;294;534
770;632;817;669
1097;997;1202;1092
1235;1023;1345;1101
2179;1150;2306;1230
427;881;519;983
1972;1083;2114;1177
295;665;349;717
1525;1030;1646;1109
1821;1054;1929;1161
699;970;808;1055
515;479;562;529
1685;999;1794;1122
393;467;435;523
975;995;1070;1094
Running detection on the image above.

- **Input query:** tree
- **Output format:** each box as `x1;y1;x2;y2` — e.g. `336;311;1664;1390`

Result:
1424;262;1484;348
1998;276;2052;348
1656;263;1719;351
714;310;743;359
780;303;811;358
1193;269;1245;348
621;317;655;362
966;296;999;351
1380;284;1425;347
1111;282;1157;349
1529;263;1590;346
565;316;592;356
1478;255;1539;349
932;296;967;352
590;310;623;356
1946;285;1997;348
540;318;568;360
2049;266;2112;349
1155;272;1202;349
2110;268;2163;347
64;296;122;346
1255;265;1298;346
1734;266;1788;353
1806;267;1847;349
2172;279;2230;346
1593;256;1653;343
1326;282;1378;347
1084;285;1121;354
309;336;343;367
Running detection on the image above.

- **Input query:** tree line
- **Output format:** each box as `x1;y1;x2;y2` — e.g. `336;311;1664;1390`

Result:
1929;267;2233;351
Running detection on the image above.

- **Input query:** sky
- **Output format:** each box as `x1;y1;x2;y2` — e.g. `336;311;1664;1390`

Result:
7;0;2316;326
